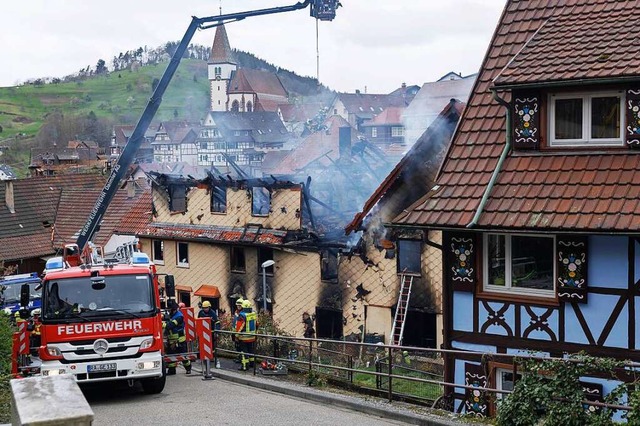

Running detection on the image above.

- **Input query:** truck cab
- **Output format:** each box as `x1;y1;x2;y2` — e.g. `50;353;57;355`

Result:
36;253;166;394
0;272;41;316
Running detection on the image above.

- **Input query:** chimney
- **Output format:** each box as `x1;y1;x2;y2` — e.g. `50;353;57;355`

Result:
339;126;351;161
127;178;136;198
401;82;407;89
355;89;360;95
5;180;15;213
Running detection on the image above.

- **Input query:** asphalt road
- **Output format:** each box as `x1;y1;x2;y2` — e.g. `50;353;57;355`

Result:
84;369;404;426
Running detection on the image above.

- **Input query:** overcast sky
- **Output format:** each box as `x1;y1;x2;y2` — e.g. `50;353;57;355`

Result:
1;0;506;93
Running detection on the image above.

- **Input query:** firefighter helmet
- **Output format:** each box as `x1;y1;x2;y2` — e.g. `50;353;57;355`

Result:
31;308;41;316
202;301;211;308
241;300;252;309
236;298;244;306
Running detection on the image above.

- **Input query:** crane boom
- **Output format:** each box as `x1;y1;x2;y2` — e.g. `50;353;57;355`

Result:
76;0;338;251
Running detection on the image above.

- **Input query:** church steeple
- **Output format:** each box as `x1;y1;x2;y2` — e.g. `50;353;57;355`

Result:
208;24;235;65
208;24;237;111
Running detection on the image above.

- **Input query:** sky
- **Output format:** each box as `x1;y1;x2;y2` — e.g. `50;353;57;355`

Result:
0;0;506;93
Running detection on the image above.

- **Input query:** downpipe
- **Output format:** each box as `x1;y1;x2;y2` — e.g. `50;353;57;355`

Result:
467;89;512;228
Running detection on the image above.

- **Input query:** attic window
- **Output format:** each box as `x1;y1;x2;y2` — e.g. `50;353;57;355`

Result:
370;107;375;112
320;250;338;282
42;221;51;228
169;185;187;213
252;187;271;216
549;91;624;147
359;107;364;112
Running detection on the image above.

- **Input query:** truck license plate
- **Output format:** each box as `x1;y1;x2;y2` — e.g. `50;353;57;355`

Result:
88;363;117;372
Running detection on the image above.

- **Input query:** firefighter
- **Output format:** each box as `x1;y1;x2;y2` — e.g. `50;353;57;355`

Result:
164;301;191;375
28;308;42;356
198;301;220;331
231;298;244;363
235;299;257;371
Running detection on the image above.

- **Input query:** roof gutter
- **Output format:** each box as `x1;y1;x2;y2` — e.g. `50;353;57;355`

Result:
467;89;511;228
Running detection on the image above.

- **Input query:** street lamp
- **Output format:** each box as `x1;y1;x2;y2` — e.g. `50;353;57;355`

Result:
261;260;275;312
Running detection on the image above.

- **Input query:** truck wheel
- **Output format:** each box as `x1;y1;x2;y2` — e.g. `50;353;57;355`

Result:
141;364;166;394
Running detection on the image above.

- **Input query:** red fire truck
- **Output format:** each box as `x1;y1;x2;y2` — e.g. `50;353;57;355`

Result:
33;252;166;394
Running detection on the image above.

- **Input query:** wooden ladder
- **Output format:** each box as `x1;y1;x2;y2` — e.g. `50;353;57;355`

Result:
390;274;414;346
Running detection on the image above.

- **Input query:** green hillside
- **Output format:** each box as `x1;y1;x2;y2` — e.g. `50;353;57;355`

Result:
0;59;209;141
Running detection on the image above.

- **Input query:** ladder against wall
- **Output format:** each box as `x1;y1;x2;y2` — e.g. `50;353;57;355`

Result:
390;274;414;346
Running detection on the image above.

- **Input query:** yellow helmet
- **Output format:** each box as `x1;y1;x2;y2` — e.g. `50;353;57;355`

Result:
241;300;252;309
235;298;244;306
202;301;211;308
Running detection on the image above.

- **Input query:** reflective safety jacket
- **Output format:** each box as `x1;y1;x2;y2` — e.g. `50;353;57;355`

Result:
235;309;257;342
166;309;186;344
198;308;220;331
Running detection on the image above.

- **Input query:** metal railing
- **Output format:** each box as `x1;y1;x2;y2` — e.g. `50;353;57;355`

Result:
212;329;637;416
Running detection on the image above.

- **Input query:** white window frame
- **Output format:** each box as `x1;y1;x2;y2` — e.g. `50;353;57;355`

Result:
152;239;164;265
483;233;556;298
391;126;405;137
371;128;378;138
495;368;520;400
548;90;624;147
176;242;189;268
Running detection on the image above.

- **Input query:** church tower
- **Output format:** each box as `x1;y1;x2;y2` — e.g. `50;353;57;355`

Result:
208;24;236;111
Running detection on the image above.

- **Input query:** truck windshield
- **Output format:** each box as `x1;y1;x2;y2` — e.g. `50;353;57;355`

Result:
42;274;154;321
2;282;40;304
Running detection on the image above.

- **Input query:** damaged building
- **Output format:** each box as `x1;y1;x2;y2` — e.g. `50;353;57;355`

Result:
341;99;465;348
137;171;345;337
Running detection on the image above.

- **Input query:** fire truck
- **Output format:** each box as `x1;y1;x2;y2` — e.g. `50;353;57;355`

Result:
35;252;166;393
11;0;338;392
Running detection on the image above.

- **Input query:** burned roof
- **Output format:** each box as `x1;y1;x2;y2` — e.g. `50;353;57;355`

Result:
139;222;288;246
347;100;464;234
394;0;640;233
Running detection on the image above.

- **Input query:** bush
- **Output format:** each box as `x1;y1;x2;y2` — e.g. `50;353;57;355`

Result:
0;313;13;423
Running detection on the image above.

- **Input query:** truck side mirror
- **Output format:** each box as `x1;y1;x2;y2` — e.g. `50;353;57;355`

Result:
165;275;176;298
20;284;30;308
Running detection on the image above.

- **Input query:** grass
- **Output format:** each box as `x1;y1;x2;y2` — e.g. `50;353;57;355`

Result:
0;59;210;141
352;365;443;401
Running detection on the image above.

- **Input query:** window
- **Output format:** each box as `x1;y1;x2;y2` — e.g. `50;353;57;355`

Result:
252;187;271;216
398;240;421;275
484;234;555;297
231;247;246;273
200;142;208;150
549;91;624;146
371;128;378;138
210;185;227;213
246;101;253;112
495;368;521;400
169;185;186;213
231;100;240;112
176;242;189;268
152;240;164;265
178;290;191;307
391;126;405;137
258;248;274;275
321;250;338;281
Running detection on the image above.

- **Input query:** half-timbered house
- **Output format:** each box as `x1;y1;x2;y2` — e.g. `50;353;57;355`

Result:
392;0;640;417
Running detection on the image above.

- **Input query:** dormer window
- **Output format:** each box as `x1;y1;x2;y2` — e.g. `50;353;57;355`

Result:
549;91;624;147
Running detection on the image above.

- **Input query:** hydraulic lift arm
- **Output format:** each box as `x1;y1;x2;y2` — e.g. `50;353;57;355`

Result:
76;0;338;251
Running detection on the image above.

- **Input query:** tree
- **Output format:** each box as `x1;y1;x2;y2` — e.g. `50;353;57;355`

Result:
96;59;107;75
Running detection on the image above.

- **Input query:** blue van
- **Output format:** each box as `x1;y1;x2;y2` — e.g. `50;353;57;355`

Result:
0;272;41;314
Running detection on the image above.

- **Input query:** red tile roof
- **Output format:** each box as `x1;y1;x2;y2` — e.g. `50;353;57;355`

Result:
494;2;640;87
363;107;405;126
394;0;640;232
208;24;235;64
270;115;358;174
229;68;288;99
0;174;106;261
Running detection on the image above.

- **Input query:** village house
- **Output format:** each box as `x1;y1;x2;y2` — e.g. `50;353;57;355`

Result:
110;124;155;163
392;0;640;418
29;140;105;176
151;121;199;164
